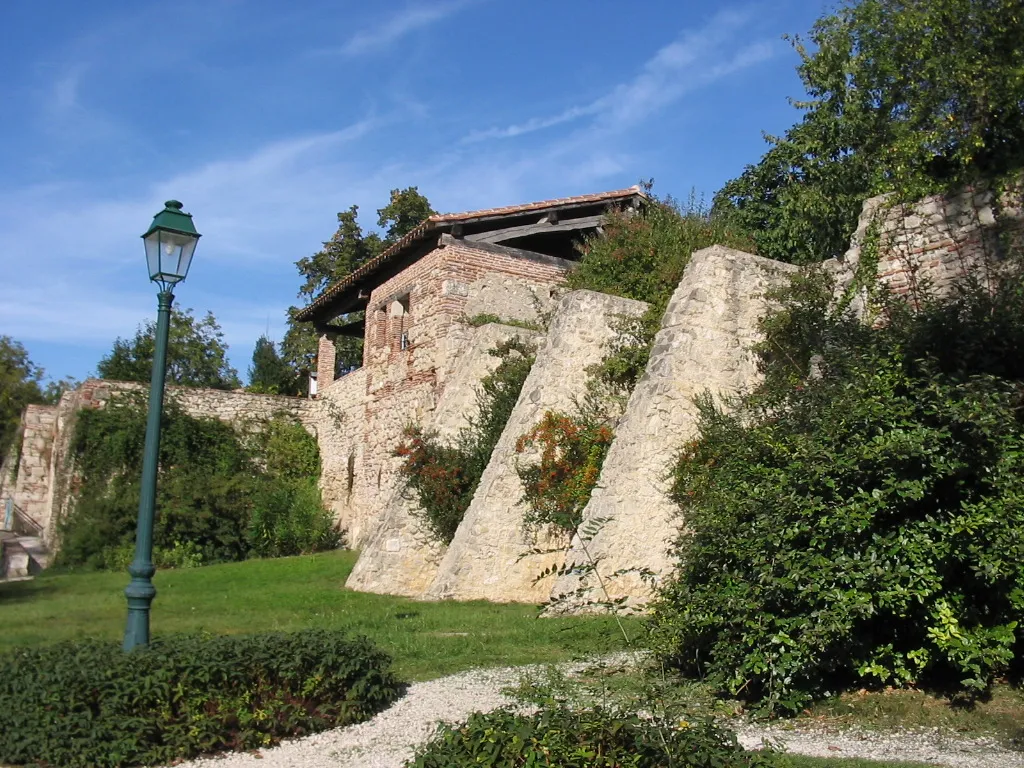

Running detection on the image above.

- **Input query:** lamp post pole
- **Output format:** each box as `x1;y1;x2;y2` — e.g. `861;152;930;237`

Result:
123;289;174;650
123;200;200;651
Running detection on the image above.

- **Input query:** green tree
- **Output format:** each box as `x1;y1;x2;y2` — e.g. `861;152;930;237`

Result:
282;189;436;383
376;186;436;244
247;335;297;395
98;308;241;390
714;0;1024;264
0;337;48;459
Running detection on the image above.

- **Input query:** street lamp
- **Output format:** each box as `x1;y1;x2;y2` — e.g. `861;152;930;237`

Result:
123;200;201;651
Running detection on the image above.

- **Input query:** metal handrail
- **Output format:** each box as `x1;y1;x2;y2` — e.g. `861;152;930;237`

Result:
2;497;43;536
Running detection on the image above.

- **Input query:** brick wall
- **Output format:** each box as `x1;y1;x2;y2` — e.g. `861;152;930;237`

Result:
316;237;569;546
833;182;1024;311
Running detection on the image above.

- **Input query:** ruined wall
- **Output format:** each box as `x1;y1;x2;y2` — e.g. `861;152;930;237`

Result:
831;182;1024;311
551;247;798;612
9;379;316;549
426;290;647;603
346;322;543;596
8;405;58;536
317;237;567;547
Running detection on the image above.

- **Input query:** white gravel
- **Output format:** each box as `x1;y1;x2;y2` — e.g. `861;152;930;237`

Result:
172;660;1024;768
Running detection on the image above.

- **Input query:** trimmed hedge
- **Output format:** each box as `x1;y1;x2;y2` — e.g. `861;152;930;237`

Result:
0;630;402;767
407;706;781;768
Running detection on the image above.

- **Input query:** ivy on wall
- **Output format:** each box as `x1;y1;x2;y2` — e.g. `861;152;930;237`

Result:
396;338;535;545
58;395;339;569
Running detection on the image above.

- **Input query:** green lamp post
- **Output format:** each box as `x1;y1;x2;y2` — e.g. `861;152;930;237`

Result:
123;200;201;651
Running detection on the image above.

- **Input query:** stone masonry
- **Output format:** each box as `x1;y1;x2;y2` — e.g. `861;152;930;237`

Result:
8;182;1015;600
316;237;566;546
345;322;543;596
6;379;315;549
550;247;798;612
425;290;648;603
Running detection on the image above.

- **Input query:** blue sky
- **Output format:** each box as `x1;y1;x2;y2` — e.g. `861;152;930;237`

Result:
0;0;830;385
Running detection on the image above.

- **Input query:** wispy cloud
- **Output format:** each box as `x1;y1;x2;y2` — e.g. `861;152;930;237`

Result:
321;0;476;57
463;9;778;143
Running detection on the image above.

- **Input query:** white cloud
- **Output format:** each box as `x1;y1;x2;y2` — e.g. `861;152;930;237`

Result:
463;9;778;143
321;0;477;57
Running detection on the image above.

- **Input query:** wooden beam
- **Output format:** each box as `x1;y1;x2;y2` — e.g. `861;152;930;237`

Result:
464;213;606;244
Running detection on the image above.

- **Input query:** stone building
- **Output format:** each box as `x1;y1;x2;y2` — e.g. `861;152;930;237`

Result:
294;187;645;546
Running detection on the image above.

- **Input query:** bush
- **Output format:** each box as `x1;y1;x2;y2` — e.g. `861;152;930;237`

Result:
59;401;337;569
0;630;402;768
247;477;342;557
515;410;614;536
407;705;780;768
396;338;535;544
650;266;1024;714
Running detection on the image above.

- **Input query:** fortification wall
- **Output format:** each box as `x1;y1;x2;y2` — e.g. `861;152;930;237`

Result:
9;379;315;549
832;182;1024;311
346;322;543;596
8;405;58;536
550;247;798;612
318;238;567;547
426;290;648;603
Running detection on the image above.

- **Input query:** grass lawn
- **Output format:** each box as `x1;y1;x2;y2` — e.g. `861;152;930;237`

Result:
0;550;635;681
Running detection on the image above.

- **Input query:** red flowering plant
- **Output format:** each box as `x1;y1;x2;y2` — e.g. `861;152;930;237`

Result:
514;411;615;537
395;338;535;545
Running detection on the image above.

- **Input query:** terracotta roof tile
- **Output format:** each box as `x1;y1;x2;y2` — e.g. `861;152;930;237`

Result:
296;186;643;322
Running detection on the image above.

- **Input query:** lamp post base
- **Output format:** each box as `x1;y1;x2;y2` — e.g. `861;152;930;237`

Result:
123;564;157;650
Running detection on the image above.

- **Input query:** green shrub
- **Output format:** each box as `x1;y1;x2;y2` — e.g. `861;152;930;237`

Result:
59;401;337;569
515;410;615;536
247;477;341;557
0;630;401;768
396;338;535;544
650;266;1024;714
407;705;780;768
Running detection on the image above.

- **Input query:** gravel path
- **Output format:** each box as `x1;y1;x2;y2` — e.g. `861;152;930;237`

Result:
173;660;1024;768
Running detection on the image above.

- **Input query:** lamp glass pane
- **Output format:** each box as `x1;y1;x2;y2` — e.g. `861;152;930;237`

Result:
144;233;161;281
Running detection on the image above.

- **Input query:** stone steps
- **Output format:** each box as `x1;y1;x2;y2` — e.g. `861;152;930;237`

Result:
1;532;49;581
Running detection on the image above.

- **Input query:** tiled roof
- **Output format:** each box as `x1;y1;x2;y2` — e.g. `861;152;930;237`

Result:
295;186;643;322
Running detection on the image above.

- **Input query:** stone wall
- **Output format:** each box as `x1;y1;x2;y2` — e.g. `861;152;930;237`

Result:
550;247;798;612
345;322;543;596
8;405;58;536
8;379;316;549
317;237;568;547
426;290;648;603
831;182;1024;311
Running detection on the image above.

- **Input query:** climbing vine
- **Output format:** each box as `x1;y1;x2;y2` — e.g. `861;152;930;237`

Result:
59;395;339;569
396;337;535;545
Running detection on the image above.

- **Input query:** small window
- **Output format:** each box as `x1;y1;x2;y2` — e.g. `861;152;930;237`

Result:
400;331;410;351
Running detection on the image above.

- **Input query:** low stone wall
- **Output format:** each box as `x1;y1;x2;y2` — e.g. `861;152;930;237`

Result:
425;290;648;603
550;247;798;612
345;323;543;596
8;379;316;550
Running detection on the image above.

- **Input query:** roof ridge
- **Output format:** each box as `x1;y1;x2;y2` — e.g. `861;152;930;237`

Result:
295;185;645;322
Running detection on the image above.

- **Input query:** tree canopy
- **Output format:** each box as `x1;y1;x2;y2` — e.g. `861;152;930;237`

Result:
248;334;297;395
97;308;240;390
281;187;436;383
0;337;49;460
714;0;1024;264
